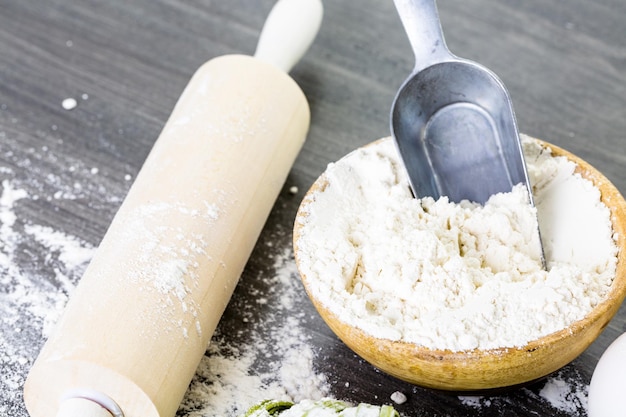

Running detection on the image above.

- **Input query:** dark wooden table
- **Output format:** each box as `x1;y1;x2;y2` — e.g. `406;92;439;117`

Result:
2;1;625;416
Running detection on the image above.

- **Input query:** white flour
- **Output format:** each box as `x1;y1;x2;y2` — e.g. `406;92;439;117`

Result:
177;245;330;417
61;98;78;111
108;200;224;339
458;367;589;414
539;373;588;413
0;180;95;417
295;136;618;351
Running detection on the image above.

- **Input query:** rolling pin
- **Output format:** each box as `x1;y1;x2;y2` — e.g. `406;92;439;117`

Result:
23;1;323;416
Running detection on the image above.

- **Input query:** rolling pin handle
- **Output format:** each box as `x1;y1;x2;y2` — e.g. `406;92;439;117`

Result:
254;0;323;72
56;389;124;417
55;398;113;417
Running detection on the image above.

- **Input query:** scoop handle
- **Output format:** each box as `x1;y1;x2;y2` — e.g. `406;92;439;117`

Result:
254;0;323;72
393;0;453;73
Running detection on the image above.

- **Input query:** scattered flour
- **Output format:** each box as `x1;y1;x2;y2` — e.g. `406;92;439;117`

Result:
390;391;407;405
295;136;618;351
539;373;589;413
178;247;330;417
61;98;77;111
0;180;94;417
106;200;225;339
458;395;488;409
457;367;589;414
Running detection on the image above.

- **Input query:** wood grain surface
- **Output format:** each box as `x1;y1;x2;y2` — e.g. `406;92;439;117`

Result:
1;1;625;416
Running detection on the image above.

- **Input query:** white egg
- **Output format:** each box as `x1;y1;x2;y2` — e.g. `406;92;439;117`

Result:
588;332;626;417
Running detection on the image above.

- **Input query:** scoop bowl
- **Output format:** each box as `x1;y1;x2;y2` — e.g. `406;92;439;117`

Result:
390;0;530;205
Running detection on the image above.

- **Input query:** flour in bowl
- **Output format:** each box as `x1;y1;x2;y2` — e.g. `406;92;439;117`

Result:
294;135;618;351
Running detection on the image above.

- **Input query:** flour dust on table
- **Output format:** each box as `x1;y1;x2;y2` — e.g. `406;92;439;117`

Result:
458;367;589;415
0;179;95;417
177;246;331;417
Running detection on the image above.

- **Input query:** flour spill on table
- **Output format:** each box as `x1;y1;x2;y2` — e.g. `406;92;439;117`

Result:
539;372;589;413
0;179;94;417
0;137;134;417
0;182;94;338
458;367;589;414
178;245;330;417
61;98;78;111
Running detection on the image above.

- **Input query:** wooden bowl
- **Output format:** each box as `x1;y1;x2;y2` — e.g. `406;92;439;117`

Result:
293;137;626;391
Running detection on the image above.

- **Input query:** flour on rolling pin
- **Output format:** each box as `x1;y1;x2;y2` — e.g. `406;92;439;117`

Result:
23;1;323;417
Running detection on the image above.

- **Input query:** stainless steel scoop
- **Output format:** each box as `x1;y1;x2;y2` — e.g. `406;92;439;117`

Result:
390;0;532;205
390;0;546;267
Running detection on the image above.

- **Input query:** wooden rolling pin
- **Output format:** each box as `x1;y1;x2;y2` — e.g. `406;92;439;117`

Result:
23;1;323;417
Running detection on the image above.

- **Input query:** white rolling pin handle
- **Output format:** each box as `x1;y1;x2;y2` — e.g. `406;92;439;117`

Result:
254;0;323;72
56;398;113;417
57;389;124;417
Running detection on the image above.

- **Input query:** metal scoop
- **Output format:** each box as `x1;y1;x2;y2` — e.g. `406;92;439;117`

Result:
391;0;532;205
390;0;545;266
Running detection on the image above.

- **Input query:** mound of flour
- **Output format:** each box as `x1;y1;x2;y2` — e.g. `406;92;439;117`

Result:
295;136;618;351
